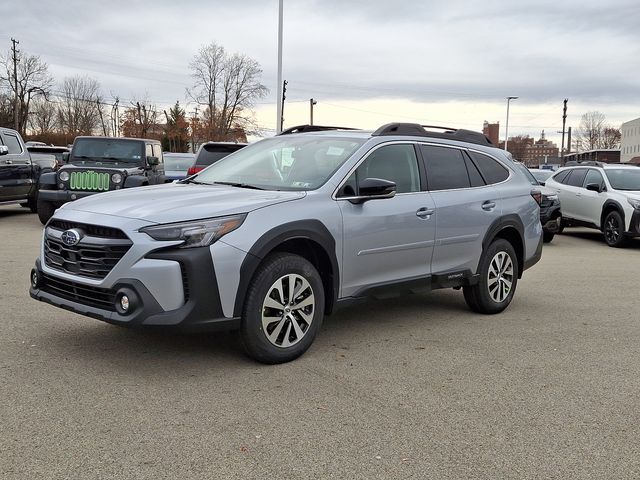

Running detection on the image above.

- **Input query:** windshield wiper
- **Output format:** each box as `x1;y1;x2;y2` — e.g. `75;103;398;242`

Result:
180;178;210;185
213;181;264;190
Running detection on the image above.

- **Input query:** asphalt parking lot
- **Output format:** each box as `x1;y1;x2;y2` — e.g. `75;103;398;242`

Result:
1;205;640;480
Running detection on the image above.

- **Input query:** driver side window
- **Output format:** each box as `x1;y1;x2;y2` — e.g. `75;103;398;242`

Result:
337;144;420;197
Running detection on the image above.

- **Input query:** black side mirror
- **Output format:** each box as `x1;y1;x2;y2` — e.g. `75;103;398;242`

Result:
0;145;8;156
147;156;159;166
539;181;546;186
586;183;602;193
344;177;396;204
61;152;70;163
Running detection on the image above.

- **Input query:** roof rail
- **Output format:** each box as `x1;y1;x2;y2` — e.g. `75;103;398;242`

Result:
564;160;605;167
278;124;359;135
372;123;495;147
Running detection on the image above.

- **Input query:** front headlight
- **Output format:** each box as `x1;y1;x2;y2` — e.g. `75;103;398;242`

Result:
140;214;246;248
628;198;640;210
112;173;123;184
545;194;559;202
59;171;70;182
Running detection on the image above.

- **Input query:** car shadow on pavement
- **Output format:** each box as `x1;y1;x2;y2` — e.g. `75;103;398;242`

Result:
560;229;640;249
0;206;34;219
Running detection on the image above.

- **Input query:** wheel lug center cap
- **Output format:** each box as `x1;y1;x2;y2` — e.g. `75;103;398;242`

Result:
285;307;291;313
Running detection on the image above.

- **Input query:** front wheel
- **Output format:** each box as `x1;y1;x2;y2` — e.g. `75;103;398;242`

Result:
36;198;55;225
603;211;628;248
463;239;519;314
240;253;325;364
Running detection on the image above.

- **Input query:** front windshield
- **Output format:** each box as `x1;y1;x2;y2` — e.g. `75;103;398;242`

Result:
605;168;640;191
72;138;144;163
194;136;365;191
164;155;194;171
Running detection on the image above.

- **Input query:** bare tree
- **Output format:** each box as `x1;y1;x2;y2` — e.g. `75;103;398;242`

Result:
0;48;53;134
120;99;160;139
600;126;621;149
575;111;605;151
0;92;12;127
29;98;58;135
188;43;268;140
57;76;103;136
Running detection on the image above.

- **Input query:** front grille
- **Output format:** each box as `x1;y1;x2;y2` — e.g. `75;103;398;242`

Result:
41;273;116;311
69;170;111;191
48;220;128;239
44;223;132;279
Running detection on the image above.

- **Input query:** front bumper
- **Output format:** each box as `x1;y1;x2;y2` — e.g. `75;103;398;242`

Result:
625;209;640;237
38;188;99;205
30;246;240;332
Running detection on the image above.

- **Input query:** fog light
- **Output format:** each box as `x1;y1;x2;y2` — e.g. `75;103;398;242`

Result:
71;193;77;200
120;295;130;312
30;268;41;288
59;183;64;189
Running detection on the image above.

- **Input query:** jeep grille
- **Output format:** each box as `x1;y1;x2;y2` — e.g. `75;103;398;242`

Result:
69;171;111;191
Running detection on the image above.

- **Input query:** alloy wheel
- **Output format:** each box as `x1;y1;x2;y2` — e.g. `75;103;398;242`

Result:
605;216;620;244
261;274;315;348
487;251;514;303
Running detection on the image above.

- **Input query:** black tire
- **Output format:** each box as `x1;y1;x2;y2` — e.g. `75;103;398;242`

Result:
36;198;56;225
463;238;519;314
557;217;565;234
542;231;555;243
240;253;325;364
603;210;629;248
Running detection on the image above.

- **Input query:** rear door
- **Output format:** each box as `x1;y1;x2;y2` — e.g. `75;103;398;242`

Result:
576;168;607;225
422;146;504;275
0;131;33;201
558;168;588;221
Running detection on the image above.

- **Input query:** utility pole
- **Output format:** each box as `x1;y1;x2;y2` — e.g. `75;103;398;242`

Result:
275;0;284;134
280;80;287;132
309;98;317;125
11;38;20;131
567;127;572;155
559;99;568;163
97;99;107;136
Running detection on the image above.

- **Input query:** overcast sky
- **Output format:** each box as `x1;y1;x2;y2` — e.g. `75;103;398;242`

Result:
4;0;640;145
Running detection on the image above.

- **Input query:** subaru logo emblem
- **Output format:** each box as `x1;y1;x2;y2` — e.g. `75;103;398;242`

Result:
61;229;82;247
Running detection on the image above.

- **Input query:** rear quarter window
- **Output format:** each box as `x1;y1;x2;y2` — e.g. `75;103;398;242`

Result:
468;151;509;184
196;144;245;167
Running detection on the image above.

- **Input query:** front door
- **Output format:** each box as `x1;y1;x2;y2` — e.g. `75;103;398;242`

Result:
337;143;436;298
0;131;33;201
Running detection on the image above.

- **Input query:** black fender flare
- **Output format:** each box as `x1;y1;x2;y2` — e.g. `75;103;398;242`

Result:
600;200;625;229
233;220;339;317
38;171;58;189
124;175;149;188
481;214;527;277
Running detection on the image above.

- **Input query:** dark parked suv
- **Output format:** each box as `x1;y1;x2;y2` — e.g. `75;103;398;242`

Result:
0;127;38;212
36;136;166;224
187;141;247;175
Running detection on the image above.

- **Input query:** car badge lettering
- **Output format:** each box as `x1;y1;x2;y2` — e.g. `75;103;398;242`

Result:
61;229;82;247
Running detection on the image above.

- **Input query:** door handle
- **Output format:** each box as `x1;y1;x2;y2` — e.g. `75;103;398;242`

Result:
416;207;434;218
481;201;496;211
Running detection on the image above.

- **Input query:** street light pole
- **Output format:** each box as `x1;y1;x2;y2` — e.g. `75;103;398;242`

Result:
504;96;518;151
310;98;317;125
275;0;284;134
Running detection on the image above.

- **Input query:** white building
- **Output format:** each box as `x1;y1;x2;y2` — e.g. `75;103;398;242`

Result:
620;117;640;163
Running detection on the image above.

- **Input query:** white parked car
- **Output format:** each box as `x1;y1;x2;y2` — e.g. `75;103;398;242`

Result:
545;162;640;247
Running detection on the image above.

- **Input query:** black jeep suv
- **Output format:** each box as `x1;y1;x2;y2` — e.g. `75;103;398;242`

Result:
37;137;166;224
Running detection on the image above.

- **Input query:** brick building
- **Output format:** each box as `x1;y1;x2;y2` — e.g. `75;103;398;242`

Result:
482;121;499;146
522;131;559;166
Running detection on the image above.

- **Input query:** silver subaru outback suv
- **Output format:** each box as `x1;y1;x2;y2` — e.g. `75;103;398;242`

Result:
30;123;543;363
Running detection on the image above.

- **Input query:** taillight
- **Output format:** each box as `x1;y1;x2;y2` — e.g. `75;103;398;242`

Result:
531;189;542;205
187;166;203;176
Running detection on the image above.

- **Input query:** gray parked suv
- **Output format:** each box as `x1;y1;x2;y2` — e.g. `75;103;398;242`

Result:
30;123;543;363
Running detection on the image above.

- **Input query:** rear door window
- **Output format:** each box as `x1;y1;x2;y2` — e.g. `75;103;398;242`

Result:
552;170;571;184
565;168;588;187
421;145;470;190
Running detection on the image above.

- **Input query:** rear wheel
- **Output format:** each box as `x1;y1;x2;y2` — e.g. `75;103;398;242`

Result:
463;239;519;314
240;253;325;364
603;210;628;248
36;198;55;225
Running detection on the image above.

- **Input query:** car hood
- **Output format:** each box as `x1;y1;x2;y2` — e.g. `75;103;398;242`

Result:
62;183;306;223
539;185;557;196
